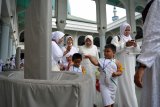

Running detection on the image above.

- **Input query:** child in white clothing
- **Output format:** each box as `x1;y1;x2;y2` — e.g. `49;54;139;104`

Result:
69;53;86;74
85;44;123;107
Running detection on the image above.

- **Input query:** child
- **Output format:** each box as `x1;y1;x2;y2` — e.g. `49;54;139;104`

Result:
69;53;86;75
62;54;73;70
85;44;123;107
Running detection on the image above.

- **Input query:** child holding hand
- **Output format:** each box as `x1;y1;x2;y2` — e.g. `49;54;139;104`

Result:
85;44;123;107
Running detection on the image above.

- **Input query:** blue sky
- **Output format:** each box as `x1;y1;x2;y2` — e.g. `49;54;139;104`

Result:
69;0;126;24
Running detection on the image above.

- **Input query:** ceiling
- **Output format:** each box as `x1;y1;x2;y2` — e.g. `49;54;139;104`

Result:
16;0;145;31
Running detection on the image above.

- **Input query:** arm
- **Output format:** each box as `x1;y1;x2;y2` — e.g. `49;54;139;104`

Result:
134;63;146;88
84;55;99;66
111;36;126;53
112;60;123;77
133;41;141;53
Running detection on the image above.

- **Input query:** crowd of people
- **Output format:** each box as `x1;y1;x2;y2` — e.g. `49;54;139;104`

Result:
51;21;142;107
1;0;159;106
0;55;24;72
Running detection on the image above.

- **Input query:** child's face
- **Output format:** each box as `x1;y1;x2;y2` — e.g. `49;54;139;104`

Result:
104;48;114;59
73;58;82;67
66;56;72;62
124;26;131;37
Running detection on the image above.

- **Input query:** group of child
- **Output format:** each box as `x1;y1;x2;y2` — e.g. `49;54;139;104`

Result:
60;43;123;107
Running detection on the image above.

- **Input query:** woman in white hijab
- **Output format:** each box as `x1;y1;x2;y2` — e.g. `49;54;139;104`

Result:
111;23;141;107
79;35;99;106
62;35;78;60
135;0;160;107
51;31;65;71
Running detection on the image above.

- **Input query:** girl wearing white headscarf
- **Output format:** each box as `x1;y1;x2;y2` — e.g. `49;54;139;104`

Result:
111;23;141;107
135;0;160;107
62;36;78;60
79;35;99;106
51;31;65;71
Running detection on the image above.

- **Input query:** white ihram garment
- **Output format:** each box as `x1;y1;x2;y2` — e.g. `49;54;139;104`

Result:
99;58;118;106
137;0;160;107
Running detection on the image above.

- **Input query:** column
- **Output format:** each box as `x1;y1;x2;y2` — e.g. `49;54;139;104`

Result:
0;0;2;17
56;0;67;32
24;0;52;79
8;34;13;58
0;18;10;63
95;0;107;58
12;41;16;56
125;0;137;38
15;47;21;70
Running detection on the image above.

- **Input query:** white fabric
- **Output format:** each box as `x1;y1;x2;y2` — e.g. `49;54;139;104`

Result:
0;71;93;107
137;0;160;107
51;31;64;43
69;65;83;73
99;58;118;106
85;35;93;46
61;46;78;58
79;36;99;105
111;23;141;107
61;36;78;63
51;31;64;71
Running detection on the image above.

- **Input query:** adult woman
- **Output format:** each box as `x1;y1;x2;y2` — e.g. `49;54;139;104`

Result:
111;23;141;107
51;31;65;71
79;35;99;106
61;35;79;70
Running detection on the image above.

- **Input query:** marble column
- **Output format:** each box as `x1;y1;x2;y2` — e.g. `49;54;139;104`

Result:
24;0;52;79
0;0;2;17
56;0;67;32
15;47;21;70
95;0;107;58
0;18;10;63
8;34;13;58
125;0;137;38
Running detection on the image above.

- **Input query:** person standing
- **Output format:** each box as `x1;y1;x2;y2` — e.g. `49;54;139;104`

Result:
85;44;123;107
61;35;79;70
134;0;160;107
79;35;99;107
51;31;65;71
111;23;141;107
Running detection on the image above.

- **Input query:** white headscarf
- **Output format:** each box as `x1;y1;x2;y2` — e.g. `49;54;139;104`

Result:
84;35;93;47
52;31;65;43
66;36;73;46
120;22;132;42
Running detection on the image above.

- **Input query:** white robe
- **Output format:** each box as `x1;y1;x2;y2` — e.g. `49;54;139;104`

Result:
79;44;99;105
137;0;160;106
51;41;63;71
99;58;118;106
61;46;78;63
111;33;141;107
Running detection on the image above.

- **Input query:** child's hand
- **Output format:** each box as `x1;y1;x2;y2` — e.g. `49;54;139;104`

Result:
112;72;118;77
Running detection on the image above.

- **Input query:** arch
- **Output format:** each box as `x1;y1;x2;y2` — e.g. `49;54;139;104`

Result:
93;37;100;47
78;36;85;46
19;31;24;42
135;26;143;39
